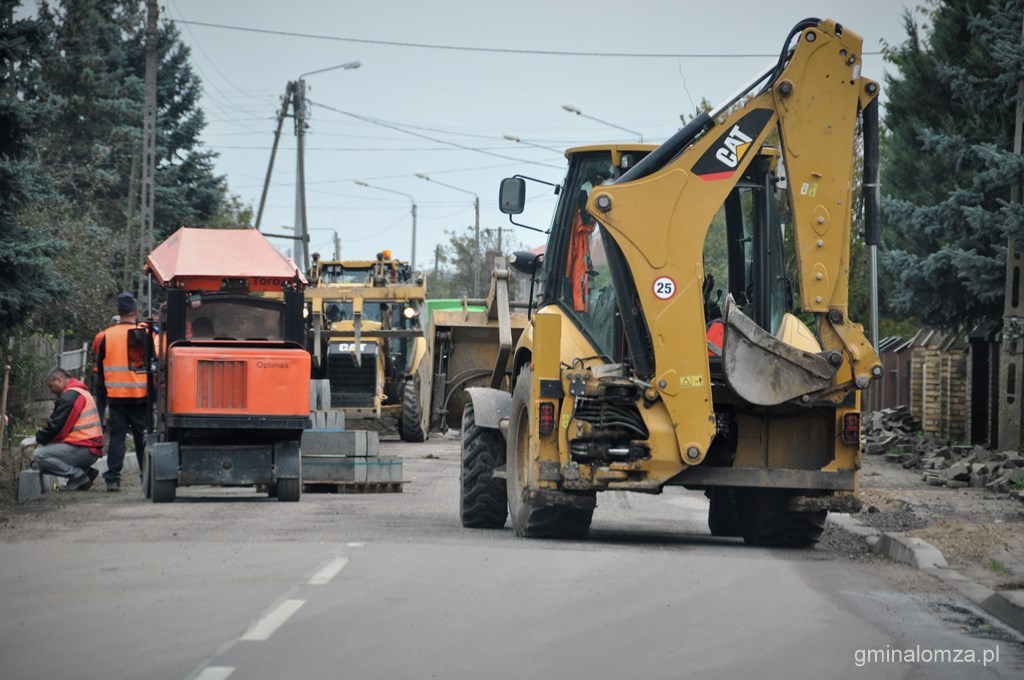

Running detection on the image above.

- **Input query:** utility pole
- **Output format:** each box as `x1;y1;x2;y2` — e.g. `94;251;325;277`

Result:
333;231;340;259
137;0;158;301
256;81;295;231
433;244;444;282
293;79;310;272
998;13;1024;451
122;151;139;291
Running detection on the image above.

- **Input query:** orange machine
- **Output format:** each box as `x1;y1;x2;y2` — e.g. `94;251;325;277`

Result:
142;227;310;502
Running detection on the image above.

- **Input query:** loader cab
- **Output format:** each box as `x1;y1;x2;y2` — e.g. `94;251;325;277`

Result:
702;149;789;338
538;145;654;362
517;144;788;375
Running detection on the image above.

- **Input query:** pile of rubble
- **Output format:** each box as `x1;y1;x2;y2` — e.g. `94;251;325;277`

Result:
862;407;1024;500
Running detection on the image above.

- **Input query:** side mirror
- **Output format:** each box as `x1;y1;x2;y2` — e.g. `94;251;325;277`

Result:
499;177;526;215
509;250;543;276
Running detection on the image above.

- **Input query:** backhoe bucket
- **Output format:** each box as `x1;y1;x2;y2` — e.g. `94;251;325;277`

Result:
722;297;837;406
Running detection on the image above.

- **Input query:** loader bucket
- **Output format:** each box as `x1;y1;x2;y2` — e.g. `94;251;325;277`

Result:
722;296;837;406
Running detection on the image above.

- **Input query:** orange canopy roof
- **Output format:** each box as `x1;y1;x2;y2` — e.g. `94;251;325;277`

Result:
146;227;307;292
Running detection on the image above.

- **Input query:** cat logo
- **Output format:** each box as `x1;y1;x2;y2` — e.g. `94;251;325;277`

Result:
714;125;754;168
692;108;773;182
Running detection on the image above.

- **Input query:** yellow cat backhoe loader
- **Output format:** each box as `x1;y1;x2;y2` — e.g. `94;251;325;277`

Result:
461;18;882;546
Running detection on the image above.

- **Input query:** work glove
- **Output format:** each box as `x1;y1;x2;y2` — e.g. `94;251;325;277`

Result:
21;436;37;449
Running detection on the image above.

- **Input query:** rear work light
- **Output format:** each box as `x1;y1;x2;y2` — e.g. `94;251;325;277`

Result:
841;412;861;446
538;402;556;435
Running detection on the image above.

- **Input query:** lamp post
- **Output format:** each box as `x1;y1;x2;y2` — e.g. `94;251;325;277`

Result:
503;134;562;154
561;104;643;142
354;180;418;270
293;60;361;271
415;173;480;296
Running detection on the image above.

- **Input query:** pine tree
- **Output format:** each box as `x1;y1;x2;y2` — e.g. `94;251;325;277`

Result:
0;1;64;334
880;0;1024;329
22;0;230;341
124;17;226;239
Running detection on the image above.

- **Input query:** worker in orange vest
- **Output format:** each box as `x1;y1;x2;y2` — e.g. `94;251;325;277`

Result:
95;292;153;492
21;367;105;491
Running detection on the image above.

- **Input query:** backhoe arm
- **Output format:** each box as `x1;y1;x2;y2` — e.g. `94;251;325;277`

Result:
586;19;881;463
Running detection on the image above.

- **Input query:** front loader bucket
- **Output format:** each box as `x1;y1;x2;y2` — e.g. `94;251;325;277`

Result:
722;296;837;406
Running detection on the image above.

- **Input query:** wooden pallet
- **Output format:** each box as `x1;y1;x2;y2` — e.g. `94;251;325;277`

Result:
302;481;405;494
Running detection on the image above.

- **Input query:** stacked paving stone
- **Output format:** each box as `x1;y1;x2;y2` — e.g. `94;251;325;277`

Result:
861;406;922;456
862;407;1024;502
301;411;404;491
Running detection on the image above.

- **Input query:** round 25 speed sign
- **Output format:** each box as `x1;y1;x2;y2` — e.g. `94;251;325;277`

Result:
652;276;676;300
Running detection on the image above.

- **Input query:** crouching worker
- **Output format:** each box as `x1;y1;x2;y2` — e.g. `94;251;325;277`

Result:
22;368;105;491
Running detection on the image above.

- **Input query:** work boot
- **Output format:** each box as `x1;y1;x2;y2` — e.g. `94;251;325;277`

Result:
106;480;121;492
66;470;96;491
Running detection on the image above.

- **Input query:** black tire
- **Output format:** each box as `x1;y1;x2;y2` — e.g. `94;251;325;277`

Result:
706;488;741;537
399;379;427;443
277;477;301;502
735;488;826;548
266;483;278;498
460;402;508;528
507;367;593;539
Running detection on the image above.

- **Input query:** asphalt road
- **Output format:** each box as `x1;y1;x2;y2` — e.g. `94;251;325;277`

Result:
1;435;1022;680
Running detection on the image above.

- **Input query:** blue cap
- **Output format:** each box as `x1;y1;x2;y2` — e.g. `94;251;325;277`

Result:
117;292;138;314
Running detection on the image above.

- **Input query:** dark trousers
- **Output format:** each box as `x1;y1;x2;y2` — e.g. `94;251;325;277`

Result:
105;403;147;483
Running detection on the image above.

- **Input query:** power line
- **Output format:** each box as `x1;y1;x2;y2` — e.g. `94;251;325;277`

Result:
205;144;547;152
175;19;883;58
308;100;563;169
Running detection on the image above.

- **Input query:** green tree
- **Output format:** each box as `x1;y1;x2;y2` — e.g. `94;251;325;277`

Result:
208;194;254;229
880;0;1024;329
130;17;226;239
21;0;230;343
0;1;64;335
429;226;523;299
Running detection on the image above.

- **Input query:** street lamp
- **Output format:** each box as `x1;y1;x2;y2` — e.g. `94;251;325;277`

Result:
503;134;563;154
292;60;361;271
415;173;481;297
561;104;643;142
354;180;418;270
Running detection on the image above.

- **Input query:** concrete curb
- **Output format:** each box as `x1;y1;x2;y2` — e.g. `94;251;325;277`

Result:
828;513;1024;636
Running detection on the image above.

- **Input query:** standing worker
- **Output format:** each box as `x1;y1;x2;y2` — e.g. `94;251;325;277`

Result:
95;292;153;492
21;367;104;490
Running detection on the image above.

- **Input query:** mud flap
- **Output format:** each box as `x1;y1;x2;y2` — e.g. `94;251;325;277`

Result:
722;296;837;406
151;442;180;482
464;387;511;430
274;440;301;480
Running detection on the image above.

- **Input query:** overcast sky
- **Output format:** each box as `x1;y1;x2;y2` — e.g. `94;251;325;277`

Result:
28;1;916;268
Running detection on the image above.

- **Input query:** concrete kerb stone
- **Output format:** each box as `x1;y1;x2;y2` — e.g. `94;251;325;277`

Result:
827;513;1024;636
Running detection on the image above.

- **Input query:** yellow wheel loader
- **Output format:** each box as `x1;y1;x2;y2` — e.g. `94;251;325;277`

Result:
305;252;429;441
461;18;883;546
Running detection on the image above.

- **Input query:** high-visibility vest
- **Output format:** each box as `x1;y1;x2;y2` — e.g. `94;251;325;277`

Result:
62;387;103;445
707;320;725;357
102;324;149;399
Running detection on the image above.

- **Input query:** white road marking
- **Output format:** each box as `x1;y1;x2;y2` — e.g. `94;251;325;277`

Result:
347;542;365;547
194;667;234;680
308;557;349;585
240;599;306;641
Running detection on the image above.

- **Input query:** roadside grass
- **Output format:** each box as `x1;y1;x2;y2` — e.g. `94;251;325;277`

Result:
987;559;1008;575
